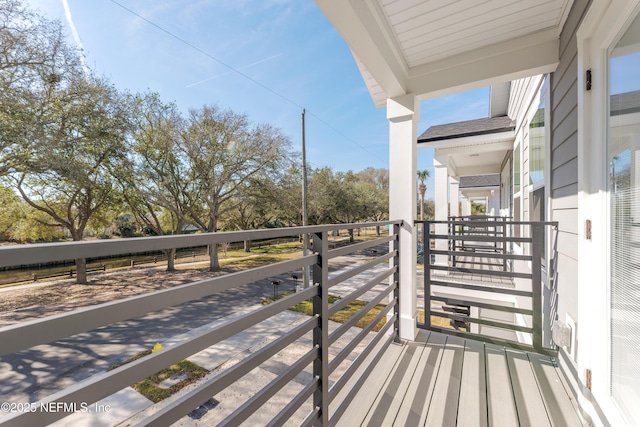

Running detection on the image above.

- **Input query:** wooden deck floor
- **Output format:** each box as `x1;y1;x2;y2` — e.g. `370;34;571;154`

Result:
440;254;515;287
334;329;584;427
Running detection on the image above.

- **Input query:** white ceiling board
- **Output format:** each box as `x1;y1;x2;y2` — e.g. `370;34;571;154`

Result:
315;0;573;106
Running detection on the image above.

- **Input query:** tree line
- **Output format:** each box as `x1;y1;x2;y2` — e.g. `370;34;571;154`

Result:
0;0;389;281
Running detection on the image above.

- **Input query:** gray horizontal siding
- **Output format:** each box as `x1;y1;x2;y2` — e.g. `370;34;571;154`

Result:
559;0;591;55
550;0;591;195
509;77;537;122
551;185;578;209
552;132;579;167
549;0;591;379
553;209;579;235
553;54;578;103
551;158;578;189
555;251;579;320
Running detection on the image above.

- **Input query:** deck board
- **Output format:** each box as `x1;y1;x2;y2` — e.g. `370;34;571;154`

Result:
456;339;487;427
506;348;552;427
335;330;585;427
393;331;446;426
527;352;583;427
424;335;465;426
331;339;404;426
362;341;425;426
485;344;519;426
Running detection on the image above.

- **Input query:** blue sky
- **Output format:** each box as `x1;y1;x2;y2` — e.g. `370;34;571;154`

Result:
26;0;490;201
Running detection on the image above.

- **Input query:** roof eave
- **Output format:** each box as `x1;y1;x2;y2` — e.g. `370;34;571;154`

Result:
418;130;515;150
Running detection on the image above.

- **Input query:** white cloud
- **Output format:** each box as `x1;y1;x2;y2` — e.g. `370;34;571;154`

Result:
61;0;90;77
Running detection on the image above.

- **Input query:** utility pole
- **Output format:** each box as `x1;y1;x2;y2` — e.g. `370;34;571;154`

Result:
302;109;310;288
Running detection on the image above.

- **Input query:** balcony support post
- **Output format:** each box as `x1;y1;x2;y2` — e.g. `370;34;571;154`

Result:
312;231;329;425
434;155;449;267
393;222;401;342
461;195;472;216
424;221;432;329
450;176;460;217
387;94;419;340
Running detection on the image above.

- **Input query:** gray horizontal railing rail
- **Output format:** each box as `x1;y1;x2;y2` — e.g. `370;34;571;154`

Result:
417;219;558;355
0;221;397;268
0;221;400;427
0;256;316;357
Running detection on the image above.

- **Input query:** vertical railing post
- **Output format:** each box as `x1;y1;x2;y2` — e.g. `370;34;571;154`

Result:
502;218;508;271
531;222;544;351
424;222;431;329
450;217;457;267
393;222;401;343
549;225;560;335
312;231;329;425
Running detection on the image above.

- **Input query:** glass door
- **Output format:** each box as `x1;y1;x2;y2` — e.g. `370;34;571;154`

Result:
609;12;640;426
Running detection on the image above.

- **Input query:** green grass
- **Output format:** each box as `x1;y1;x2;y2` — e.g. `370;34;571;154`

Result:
263;291;387;332
221;241;302;258
418;310;459;330
131;360;208;403
220;251;301;268
108;347;208;403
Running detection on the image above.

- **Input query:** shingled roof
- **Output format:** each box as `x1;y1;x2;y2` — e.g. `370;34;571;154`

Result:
418;116;515;143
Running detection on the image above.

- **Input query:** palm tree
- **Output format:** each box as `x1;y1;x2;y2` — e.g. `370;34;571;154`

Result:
417;170;430;220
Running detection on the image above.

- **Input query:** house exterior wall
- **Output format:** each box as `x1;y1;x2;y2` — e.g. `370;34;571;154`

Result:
508;0;597;422
510;75;545;249
574;1;640;425
550;0;591;388
547;0;595;422
509;77;541;129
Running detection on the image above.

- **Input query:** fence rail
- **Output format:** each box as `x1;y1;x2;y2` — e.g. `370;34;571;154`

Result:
0;221;400;426
417;218;558;355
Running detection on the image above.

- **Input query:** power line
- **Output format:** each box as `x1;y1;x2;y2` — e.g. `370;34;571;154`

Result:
108;0;385;163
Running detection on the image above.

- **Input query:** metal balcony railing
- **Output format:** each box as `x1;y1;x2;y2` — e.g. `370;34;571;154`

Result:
416;218;559;355
447;215;512;271
0;221;400;426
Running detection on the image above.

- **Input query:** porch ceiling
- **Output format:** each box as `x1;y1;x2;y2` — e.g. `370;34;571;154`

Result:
421;135;513;176
451;149;507;176
315;0;573;106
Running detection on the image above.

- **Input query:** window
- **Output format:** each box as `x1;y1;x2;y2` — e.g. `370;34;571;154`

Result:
609;11;640;426
529;76;549;265
529;95;545;188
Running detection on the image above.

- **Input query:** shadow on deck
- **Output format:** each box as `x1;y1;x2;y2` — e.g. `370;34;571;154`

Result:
336;329;584;427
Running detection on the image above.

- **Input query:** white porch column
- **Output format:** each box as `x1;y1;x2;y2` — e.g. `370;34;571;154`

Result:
461;195;471;216
489;189;500;216
450;177;460;217
434;154;449;265
388;94;418;341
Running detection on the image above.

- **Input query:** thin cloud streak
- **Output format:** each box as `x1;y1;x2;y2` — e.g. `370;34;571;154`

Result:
185;53;283;88
61;0;90;77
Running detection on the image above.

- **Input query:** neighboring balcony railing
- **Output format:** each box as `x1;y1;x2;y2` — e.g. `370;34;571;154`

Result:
447;215;512;271
0;221;400;426
416;219;559;355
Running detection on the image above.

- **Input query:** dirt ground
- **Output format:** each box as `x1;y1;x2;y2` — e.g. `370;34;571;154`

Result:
0;248;379;329
0;266;232;328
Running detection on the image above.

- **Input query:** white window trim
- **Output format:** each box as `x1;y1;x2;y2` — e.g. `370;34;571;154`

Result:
525;75;551;269
577;1;640;425
513;139;523;255
543;75;552;267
